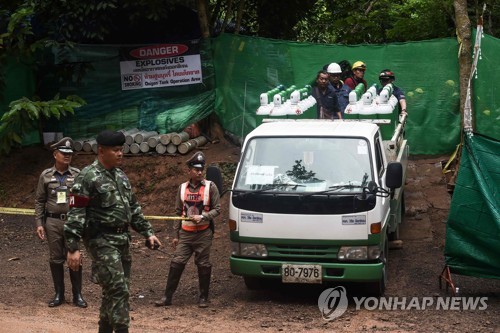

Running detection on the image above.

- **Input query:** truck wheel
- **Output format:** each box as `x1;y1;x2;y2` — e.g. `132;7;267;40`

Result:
366;239;388;296
389;191;405;241
243;277;265;290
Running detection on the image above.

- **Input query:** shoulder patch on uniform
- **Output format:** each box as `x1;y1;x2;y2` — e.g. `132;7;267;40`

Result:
41;167;54;175
69;194;90;208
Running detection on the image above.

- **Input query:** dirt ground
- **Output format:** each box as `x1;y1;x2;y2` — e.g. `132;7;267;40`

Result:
0;140;499;333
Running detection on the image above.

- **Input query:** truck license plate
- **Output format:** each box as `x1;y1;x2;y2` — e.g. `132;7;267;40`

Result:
282;264;322;284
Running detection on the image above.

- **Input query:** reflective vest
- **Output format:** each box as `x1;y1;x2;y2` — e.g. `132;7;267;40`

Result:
180;180;211;232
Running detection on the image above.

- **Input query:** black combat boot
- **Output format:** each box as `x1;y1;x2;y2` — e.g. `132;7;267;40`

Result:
48;263;65;307
198;266;212;308
154;262;185;306
97;319;113;333
114;328;129;333
69;267;88;308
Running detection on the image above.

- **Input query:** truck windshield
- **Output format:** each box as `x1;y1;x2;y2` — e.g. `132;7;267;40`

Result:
234;137;373;193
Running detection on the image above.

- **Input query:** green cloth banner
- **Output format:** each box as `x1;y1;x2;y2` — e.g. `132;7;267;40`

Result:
213;34;462;154
2;32;499;154
444;133;500;279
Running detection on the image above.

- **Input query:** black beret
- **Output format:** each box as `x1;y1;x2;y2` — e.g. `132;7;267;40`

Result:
96;130;126;146
186;151;206;168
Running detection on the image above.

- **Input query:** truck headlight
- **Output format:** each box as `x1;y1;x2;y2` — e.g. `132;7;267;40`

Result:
338;245;381;260
232;242;268;257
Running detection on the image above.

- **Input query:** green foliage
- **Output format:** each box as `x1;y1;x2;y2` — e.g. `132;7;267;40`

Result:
0;95;86;155
294;0;456;44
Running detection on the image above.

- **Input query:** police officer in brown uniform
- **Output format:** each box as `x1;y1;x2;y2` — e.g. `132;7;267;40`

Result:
155;151;221;308
35;137;87;308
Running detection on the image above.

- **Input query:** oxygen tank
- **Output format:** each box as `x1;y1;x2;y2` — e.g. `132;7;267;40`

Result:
259;84;285;106
273;85;296;107
290;85;311;105
361;84;378;105
349;83;366;104
379;83;394;103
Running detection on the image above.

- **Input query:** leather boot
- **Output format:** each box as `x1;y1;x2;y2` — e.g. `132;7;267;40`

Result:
98;319;113;333
69;267;88;308
114;328;129;333
155;262;185;306
198;266;211;308
48;263;65;307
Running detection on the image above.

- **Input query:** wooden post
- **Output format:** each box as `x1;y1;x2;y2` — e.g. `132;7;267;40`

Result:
171;131;190;145
82;139;96;152
156;143;167;154
129;143;141;154
160;133;172;145
166;143;177;154
147;135;161;148
134;131;158;144
178;136;208;154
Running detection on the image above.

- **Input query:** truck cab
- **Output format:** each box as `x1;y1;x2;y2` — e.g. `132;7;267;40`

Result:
228;119;408;295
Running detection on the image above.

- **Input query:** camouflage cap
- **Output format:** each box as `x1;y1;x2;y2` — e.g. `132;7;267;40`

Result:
96;130;125;146
50;137;74;153
186;151;206;168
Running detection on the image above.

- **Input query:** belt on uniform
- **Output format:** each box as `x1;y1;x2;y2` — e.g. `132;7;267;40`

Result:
100;225;129;234
46;212;67;220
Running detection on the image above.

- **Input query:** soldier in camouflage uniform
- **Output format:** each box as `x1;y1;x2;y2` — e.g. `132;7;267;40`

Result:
155;151;221;308
64;130;161;333
35;137;87;308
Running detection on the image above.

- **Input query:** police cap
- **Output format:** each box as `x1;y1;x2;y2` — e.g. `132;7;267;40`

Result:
186;151;206;168
96;130;126;146
50;137;74;153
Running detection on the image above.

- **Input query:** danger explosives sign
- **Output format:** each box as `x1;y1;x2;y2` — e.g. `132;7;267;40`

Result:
119;40;202;90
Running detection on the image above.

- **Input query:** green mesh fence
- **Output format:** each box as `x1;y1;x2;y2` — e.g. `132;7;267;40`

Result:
444;133;500;279
2;32;500;153
0;56;37;145
40;39;215;140
213;34;462;154
473;33;500;139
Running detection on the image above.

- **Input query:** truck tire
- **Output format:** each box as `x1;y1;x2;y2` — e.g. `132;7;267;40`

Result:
389;190;405;241
366;238;388;296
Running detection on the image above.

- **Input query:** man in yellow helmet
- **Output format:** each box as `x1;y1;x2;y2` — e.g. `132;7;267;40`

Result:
345;61;368;92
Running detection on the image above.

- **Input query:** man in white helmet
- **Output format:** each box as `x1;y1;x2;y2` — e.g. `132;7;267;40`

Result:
327;62;352;116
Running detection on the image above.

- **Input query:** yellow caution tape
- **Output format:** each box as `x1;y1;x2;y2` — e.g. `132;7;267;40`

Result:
0;207;35;215
0;207;188;221
146;215;191;221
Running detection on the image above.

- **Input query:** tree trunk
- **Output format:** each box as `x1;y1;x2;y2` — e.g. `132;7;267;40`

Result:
453;0;472;129
234;0;245;35
196;0;211;38
221;0;234;33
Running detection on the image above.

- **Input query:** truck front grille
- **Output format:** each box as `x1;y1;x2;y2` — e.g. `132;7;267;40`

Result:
267;244;338;261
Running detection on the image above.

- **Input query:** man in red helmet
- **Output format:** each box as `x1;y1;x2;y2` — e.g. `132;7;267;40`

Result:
378;69;407;115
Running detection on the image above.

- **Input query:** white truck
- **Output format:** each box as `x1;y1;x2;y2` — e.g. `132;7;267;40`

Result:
228;115;408;295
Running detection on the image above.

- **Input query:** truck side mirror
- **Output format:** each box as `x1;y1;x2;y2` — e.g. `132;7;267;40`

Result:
206;165;224;194
386;162;403;189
